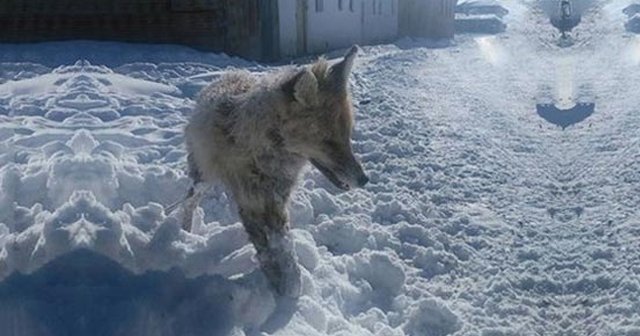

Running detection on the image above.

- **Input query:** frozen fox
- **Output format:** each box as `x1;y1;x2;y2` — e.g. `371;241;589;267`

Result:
180;46;368;296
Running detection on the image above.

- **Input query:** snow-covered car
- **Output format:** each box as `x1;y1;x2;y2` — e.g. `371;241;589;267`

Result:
455;14;507;34
623;3;640;17
455;0;509;17
626;13;640;33
623;3;640;33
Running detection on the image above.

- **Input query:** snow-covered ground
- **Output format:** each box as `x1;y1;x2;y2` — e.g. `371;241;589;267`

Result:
1;1;640;335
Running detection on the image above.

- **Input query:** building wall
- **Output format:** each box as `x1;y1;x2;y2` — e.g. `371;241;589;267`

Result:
399;0;457;39
278;0;299;58
0;0;456;60
297;0;398;55
0;0;270;60
362;0;398;44
305;0;363;54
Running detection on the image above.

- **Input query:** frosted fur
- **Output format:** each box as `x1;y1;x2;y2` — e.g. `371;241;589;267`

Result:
183;46;367;295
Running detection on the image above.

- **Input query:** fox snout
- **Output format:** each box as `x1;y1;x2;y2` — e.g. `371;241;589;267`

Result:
349;159;369;188
311;154;368;191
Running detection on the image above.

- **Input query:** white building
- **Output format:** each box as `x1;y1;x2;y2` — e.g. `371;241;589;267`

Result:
278;0;399;58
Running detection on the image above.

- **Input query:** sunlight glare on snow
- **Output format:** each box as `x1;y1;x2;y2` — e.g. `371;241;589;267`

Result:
625;36;640;66
555;56;576;109
474;36;507;65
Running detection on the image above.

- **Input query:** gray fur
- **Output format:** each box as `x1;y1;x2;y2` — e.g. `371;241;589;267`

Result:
181;46;368;296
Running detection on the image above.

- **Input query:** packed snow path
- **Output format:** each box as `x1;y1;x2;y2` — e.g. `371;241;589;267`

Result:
1;1;640;335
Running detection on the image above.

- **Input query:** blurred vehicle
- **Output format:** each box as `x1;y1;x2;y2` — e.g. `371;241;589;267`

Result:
454;0;508;34
550;0;581;38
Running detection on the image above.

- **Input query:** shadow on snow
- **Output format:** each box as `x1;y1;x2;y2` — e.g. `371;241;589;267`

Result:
0;249;236;336
536;102;595;129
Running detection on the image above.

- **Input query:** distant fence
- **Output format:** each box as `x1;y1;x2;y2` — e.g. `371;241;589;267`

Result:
0;0;276;60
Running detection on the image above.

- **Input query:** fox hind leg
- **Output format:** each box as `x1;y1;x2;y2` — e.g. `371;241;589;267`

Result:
180;184;207;232
180;152;207;232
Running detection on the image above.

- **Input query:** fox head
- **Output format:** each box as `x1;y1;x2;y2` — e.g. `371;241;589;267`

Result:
280;46;368;191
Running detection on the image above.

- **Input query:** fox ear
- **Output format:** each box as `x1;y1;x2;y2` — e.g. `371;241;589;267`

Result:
328;45;358;91
283;69;318;106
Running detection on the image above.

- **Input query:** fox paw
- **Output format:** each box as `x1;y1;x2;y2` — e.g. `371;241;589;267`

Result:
276;261;302;298
257;235;303;297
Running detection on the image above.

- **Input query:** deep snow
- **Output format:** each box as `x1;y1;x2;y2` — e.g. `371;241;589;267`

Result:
2;1;640;335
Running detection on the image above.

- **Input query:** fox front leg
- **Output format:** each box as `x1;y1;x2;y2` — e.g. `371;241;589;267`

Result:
239;205;302;298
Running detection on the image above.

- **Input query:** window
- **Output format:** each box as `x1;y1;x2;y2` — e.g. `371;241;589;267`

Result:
316;0;324;12
372;0;376;15
392;0;395;15
378;0;382;14
349;0;355;12
339;0;344;11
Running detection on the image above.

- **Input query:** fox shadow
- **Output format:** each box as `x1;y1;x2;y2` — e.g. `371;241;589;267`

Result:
0;249;236;336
